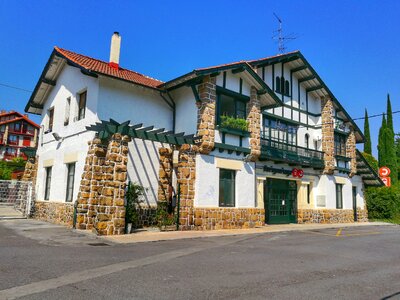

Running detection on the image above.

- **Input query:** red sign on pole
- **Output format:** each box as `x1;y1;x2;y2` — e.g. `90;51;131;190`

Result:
292;168;304;178
382;177;391;187
379;167;391;178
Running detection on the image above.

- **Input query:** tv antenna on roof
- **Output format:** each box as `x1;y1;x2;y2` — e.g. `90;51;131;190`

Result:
272;13;297;54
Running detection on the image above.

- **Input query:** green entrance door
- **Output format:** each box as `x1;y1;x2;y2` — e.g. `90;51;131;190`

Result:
264;178;297;224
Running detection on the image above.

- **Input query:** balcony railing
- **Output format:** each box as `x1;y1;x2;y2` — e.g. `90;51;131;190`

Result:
260;138;325;168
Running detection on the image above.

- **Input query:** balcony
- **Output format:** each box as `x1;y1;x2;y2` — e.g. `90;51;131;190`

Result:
260;138;325;169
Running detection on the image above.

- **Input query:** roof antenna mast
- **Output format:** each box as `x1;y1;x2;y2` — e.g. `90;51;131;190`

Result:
272;13;297;54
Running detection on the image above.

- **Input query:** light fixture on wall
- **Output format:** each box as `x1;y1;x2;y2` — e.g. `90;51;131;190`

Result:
52;132;64;142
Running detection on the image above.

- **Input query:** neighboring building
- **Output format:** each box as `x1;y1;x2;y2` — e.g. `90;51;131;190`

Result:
25;33;383;232
0;111;39;161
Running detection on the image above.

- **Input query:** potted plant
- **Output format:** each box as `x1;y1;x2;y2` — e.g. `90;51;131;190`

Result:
219;115;249;136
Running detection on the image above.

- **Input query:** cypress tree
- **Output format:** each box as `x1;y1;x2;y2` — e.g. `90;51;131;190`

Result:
386;94;398;184
387;94;394;134
378;114;387;167
364;109;372;154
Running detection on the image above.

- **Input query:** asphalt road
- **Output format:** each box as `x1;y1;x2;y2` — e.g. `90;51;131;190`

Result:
0;219;399;300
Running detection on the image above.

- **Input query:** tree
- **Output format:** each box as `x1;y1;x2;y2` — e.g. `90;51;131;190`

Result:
387;94;394;134
364;109;372;154
378;114;387;167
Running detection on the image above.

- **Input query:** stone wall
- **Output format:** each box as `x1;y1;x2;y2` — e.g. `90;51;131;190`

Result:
33;201;74;226
177;144;198;230
76;134;129;235
193;207;265;230
136;206;158;227
157;147;173;203
76;139;107;230
321;97;335;174
21;156;38;184
356;208;368;222
297;208;368;224
247;86;261;161
346;129;357;177
196;75;216;154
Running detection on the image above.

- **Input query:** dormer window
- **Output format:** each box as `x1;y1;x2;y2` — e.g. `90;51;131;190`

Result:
275;76;290;96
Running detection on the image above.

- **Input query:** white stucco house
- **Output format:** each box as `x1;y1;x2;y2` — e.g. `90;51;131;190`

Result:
25;33;382;231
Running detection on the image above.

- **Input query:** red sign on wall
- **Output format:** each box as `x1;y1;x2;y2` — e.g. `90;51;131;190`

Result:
379;167;391;177
382;177;391;187
292;168;304;178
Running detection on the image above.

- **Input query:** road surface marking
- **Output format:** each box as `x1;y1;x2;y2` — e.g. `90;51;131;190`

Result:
0;235;251;300
336;228;343;236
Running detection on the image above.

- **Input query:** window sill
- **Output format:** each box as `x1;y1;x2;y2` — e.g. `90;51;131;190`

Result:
335;155;351;162
217;126;250;137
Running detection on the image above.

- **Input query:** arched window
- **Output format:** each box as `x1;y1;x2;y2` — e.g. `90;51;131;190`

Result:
285;80;290;96
305;133;310;149
275;76;281;93
281;76;285;93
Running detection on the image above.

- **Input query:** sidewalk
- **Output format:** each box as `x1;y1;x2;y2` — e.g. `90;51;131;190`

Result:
102;221;394;244
0;203;25;219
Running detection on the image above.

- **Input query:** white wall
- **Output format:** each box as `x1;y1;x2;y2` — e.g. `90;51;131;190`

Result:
171;87;197;134
126;139;165;207
195;153;256;208
97;77;173;130
36;65;99;202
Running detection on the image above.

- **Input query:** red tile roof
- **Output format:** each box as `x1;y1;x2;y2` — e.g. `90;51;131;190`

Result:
0;111;40;128
54;47;163;89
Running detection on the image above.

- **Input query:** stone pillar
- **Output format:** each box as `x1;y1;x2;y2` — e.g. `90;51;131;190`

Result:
247;86;261;161
93;134;130;235
177;144;198;230
158;147;173;203
346;128;357;177
321;97;335;174
22;156;38;184
76;138;107;230
196;75;216;154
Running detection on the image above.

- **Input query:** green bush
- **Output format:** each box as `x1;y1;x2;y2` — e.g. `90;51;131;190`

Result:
125;182;147;231
361;152;378;172
0;159;26;180
156;201;175;230
219;115;249;132
365;185;400;220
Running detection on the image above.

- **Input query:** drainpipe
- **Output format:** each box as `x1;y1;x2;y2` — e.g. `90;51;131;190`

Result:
160;91;176;133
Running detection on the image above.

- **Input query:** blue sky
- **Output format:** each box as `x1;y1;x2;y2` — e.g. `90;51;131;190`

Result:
0;0;399;156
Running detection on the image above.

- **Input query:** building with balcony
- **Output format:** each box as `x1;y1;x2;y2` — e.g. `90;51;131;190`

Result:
25;33;383;232
0;111;39;161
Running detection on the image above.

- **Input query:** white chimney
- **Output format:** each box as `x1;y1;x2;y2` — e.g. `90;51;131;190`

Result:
109;32;121;69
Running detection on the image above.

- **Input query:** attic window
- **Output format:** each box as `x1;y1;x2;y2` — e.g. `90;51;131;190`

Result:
78;91;87;121
275;76;290;96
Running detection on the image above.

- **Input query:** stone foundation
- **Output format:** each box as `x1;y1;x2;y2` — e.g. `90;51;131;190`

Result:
297;209;368;224
33;201;74;226
356;208;368;222
136;206;158;227
192;207;265;230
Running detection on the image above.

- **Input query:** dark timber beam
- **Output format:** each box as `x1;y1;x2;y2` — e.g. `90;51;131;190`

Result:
298;75;316;83
306;85;324;93
291;65;308;73
232;66;245;74
42;78;56;86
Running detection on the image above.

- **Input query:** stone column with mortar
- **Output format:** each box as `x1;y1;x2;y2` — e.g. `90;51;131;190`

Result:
93;134;130;235
75;138;107;230
196;75;216;154
346;128;357;177
158;147;173;204
247;86;261;161
177;144;198;230
321;97;335;174
22;156;38;184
